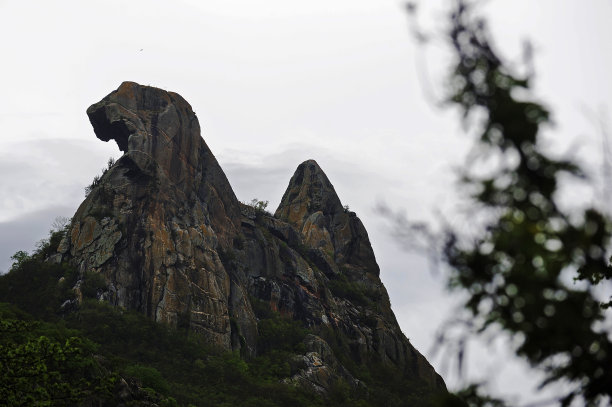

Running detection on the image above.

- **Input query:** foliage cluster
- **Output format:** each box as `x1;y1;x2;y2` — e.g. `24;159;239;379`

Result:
123;364;170;395
251;308;309;381
80;270;108;299
256;312;308;355
244;198;272;218
0;304;116;407
328;274;381;308
319;325;435;407
248;198;270;212
35;217;70;260
406;1;612;405
1;253;77;319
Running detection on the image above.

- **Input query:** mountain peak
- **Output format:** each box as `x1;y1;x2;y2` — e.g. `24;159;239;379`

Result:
87;81;190;152
54;83;445;398
276;160;379;274
86;81;241;240
275;159;344;227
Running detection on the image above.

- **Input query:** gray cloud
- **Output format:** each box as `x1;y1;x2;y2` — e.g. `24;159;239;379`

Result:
0;138;120;222
0;205;76;274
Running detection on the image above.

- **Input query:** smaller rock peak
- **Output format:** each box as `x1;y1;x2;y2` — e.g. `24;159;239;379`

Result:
275;160;344;226
276;159;380;274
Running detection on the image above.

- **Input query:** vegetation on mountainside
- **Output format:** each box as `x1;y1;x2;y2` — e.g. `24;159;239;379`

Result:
247;198;270;213
328;273;382;308
85;157;116;197
0;223;439;406
0;305;117;407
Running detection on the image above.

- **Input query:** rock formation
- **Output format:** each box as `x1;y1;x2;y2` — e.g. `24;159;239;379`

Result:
56;81;446;395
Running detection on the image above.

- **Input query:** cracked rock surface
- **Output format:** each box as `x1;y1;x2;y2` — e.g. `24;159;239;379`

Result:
58;82;446;393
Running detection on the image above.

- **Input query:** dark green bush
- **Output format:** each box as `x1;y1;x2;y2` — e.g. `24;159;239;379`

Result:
257;314;308;354
250;296;276;320
328;275;380;307
35;228;67;260
124;364;170;394
80;271;107;299
0;305;116;406
0;255;76;319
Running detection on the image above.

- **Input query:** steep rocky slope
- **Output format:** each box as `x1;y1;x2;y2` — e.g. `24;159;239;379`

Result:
55;82;445;396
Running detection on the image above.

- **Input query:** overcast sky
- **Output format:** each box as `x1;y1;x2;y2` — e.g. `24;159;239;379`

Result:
1;0;611;404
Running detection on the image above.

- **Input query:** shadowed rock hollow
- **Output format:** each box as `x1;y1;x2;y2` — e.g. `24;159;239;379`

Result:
57;81;446;395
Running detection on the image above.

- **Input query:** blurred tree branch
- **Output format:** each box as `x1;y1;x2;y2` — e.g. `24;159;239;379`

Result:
395;1;612;405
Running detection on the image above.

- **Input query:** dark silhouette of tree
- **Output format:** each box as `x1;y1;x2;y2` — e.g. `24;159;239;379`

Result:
403;1;612;405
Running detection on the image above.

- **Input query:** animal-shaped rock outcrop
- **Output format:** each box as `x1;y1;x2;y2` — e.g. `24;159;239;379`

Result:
56;82;446;395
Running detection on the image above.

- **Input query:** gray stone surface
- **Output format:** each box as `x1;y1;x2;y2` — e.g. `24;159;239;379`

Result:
59;82;446;393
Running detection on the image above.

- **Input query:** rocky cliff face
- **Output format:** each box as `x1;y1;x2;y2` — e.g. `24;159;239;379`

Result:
57;82;446;395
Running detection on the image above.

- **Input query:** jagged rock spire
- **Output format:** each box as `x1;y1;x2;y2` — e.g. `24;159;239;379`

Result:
275;159;344;225
276;159;379;274
274;160;444;390
60;82;244;348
